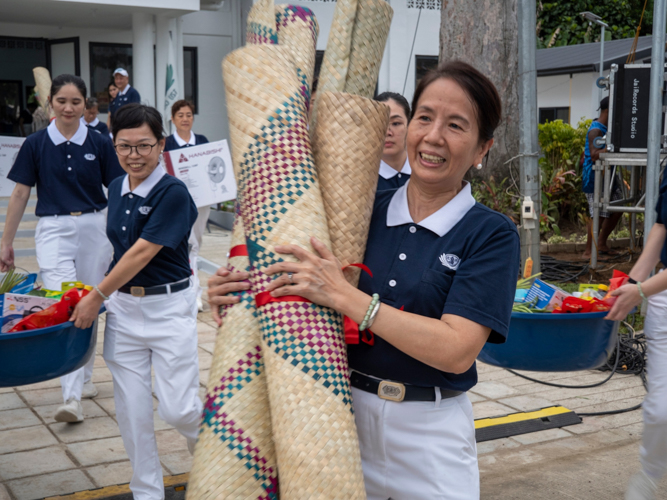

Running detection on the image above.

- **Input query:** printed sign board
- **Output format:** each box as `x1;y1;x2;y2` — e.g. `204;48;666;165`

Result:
162;139;236;208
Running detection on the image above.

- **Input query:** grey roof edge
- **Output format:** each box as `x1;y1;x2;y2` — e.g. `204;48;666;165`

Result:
537;46;654;77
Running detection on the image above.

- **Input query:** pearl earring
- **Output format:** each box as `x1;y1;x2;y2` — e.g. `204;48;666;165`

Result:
475;163;483;170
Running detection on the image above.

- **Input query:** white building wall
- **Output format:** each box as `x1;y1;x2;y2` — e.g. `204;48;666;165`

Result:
287;0;440;104
537;71;607;125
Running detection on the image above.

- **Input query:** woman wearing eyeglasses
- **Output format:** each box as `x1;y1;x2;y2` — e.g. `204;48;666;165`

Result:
1;74;124;423
70;103;201;500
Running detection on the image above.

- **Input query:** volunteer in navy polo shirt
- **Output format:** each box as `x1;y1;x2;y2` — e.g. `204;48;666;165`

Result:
70;104;200;500
375;91;411;191
0;74;124;425
607;165;667;497
210;61;520;499
108;68;141;121
164;99;210;311
81;97;110;137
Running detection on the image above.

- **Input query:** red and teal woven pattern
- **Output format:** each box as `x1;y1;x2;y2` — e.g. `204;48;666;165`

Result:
224;44;366;498
187;214;278;500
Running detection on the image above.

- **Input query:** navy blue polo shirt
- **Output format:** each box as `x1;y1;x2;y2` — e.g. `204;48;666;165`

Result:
348;181;520;392
164;132;209;151
377;158;411;191
8;121;124;216
109;85;141;118
106;165;198;287
656;173;667;266
83;118;110;137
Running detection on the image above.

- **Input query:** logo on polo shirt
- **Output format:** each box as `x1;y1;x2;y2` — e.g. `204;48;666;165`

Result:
138;206;152;215
439;253;461;270
179;153;188;163
84;154;96;161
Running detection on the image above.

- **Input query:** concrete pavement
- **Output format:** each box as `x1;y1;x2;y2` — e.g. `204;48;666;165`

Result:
0;224;663;499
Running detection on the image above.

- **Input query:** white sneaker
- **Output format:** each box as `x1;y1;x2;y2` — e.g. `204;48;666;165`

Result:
197;297;204;312
54;398;84;423
81;381;98;399
187;436;197;456
626;471;658;500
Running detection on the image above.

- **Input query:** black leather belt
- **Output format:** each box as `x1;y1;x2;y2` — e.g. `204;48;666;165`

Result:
119;279;190;297
350;371;462;402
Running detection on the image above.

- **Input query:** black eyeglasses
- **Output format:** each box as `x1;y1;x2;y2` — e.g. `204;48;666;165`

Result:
114;142;159;157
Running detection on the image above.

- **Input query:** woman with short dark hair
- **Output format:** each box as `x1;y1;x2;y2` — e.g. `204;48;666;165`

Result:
164;99;210;311
1;73;123;423
375;91;411;190
71;103;201;500
81;97;110;137
209;61;520;498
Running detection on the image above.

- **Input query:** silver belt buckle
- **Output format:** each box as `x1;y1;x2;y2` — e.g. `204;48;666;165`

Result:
130;286;145;297
378;380;405;402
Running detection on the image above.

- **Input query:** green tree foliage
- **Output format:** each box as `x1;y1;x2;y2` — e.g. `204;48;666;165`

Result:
537;0;653;48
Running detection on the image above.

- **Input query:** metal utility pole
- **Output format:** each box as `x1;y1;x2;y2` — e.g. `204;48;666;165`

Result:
580;12;609;105
645;0;667;243
518;0;540;274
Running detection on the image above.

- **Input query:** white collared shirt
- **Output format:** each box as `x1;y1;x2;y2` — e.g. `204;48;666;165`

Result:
386;180;476;237
47;119;88;146
121;164;167;198
80;116;100;128
379;158;412;180
117;84;131;96
173;131;196;147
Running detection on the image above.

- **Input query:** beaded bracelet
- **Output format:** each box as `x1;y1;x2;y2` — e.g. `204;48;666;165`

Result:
359;293;380;332
637;282;648;302
94;284;110;301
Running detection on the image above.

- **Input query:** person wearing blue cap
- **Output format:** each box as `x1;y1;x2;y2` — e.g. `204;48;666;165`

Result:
109;68;141;125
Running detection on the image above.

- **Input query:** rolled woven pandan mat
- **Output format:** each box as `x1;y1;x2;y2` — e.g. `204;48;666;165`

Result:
247;0;278;45
187;215;278;500
344;0;393;99
311;91;389;287
223;44;366;499
316;0;358;96
32;67;53;116
275;5;319;110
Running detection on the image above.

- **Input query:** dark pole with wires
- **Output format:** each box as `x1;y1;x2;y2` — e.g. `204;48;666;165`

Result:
518;0;540;274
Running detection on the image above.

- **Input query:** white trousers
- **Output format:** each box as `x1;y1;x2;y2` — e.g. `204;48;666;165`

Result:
35;212;112;402
188;206;210;301
352;386;479;500
640;285;667;481
103;285;202;500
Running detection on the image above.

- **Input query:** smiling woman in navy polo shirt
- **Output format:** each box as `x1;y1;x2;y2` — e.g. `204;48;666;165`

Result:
71;104;200;500
1;74;123;424
209;61;520;499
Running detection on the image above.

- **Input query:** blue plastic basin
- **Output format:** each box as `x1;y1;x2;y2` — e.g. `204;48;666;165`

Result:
0;308;104;388
478;311;619;372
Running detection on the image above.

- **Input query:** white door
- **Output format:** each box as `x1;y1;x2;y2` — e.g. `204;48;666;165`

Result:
48;38;80;77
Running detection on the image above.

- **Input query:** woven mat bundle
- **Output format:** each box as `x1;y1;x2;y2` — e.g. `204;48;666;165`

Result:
311;92;388;286
316;0;393;101
187;215;278;499
32;67;54;118
246;0;278;45
223;43;366;499
275;5;319;111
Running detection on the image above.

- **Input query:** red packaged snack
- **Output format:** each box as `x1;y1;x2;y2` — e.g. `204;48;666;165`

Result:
603;270;630;307
8;288;88;332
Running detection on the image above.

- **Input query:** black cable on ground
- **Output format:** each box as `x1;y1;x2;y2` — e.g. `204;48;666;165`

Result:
504;322;648;417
